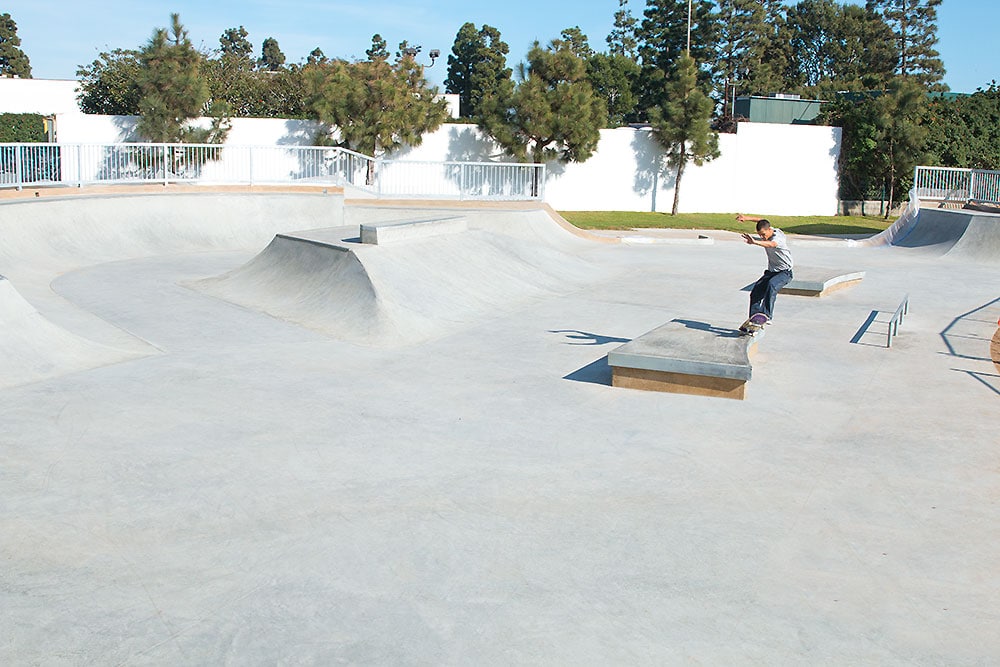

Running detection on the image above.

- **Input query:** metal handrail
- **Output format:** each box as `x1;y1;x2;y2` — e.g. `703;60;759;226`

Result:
914;165;1000;205
0;142;546;201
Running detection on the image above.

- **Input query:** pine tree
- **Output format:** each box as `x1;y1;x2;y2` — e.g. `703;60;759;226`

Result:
306;48;327;66
820;78;927;212
477;40;606;169
0;13;32;78
208;27;257;117
876;77;928;212
587;53;640;127
135;14;227;143
607;0;639;60
445;23;512;119
635;0;719;115
648;53;719;215
259;37;286;71
716;0;787;102
366;34;389;62
784;0;896;95
554;27;594;60
219;26;253;63
865;0;945;89
395;40;421;62
637;0;718;74
303;54;448;160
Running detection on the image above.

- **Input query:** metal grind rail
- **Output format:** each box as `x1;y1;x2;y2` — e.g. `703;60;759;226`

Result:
887;294;909;348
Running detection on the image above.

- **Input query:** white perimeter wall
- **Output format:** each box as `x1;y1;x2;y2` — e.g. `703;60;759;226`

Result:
53;112;841;216
388;121;842;215
0;78;80;115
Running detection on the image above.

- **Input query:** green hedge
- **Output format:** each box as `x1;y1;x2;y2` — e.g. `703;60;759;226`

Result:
0;113;47;142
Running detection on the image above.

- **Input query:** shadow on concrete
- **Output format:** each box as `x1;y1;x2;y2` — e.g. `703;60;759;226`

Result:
850;310;891;347
952;369;1000;397
549;329;630;346
940;297;1000;363
671;318;742;338
564;356;612;386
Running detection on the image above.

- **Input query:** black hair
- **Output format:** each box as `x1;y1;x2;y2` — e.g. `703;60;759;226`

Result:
755;219;772;232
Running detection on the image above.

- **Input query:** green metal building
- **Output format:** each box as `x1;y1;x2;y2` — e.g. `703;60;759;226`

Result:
733;95;824;125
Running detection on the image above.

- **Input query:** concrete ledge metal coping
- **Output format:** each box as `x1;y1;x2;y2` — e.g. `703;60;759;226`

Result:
607;320;762;400
360;216;468;245
781;268;866;297
620;234;714;246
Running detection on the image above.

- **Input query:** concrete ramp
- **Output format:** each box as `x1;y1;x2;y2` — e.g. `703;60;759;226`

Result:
892;208;972;251
0;276;146;389
0;192;345;284
943;211;1000;262
853;194;1000;263
193;219;601;347
891;207;1000;262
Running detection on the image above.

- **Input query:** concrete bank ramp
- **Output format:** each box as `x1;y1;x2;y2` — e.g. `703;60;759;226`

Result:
890;207;1000;262
0;276;146;389
194;213;602;347
0;192;345;282
853;194;1000;263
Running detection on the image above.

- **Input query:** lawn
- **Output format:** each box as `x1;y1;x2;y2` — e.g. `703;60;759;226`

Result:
558;211;894;236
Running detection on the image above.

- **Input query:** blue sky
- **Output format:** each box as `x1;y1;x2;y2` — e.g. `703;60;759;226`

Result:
5;1;995;93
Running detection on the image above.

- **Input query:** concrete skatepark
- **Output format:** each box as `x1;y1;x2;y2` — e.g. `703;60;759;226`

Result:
2;189;999;664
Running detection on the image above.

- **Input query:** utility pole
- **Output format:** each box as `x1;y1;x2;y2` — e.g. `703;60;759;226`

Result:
687;0;692;55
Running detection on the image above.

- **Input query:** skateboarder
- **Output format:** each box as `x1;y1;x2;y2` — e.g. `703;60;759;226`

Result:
737;214;793;329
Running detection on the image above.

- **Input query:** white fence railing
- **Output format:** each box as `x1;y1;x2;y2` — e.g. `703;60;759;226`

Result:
914;165;1000;205
0;143;545;201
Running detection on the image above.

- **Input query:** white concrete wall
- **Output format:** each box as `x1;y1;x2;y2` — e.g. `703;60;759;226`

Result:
0;78;80;115
51;113;841;215
386;122;843;216
54;113;323;145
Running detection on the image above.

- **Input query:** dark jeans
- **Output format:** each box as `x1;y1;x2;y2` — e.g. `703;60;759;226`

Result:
749;269;793;319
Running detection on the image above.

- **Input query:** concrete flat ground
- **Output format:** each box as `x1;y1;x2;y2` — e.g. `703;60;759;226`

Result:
2;195;999;664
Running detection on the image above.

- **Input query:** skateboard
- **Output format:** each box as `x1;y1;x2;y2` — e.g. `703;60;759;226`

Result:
739;312;769;335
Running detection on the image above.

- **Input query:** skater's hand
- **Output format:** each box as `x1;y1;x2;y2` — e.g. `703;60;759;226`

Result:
736;214;746;222
741;232;756;245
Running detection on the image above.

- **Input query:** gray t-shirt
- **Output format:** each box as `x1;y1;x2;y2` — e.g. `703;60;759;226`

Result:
765;228;793;272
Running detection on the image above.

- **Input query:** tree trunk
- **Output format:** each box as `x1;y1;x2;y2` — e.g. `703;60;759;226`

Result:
366;137;381;186
671;152;686;216
886;145;895;220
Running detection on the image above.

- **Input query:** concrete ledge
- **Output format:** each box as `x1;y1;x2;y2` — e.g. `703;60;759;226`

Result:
608;321;759;399
781;268;865;297
360;216;467;244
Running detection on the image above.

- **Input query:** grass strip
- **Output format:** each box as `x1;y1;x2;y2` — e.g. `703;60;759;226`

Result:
558;211;894;236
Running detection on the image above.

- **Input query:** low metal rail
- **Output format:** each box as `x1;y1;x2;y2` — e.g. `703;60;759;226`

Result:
887;294;909;348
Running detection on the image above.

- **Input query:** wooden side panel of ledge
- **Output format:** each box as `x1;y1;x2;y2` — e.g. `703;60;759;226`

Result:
607;321;758;400
612;367;747;399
